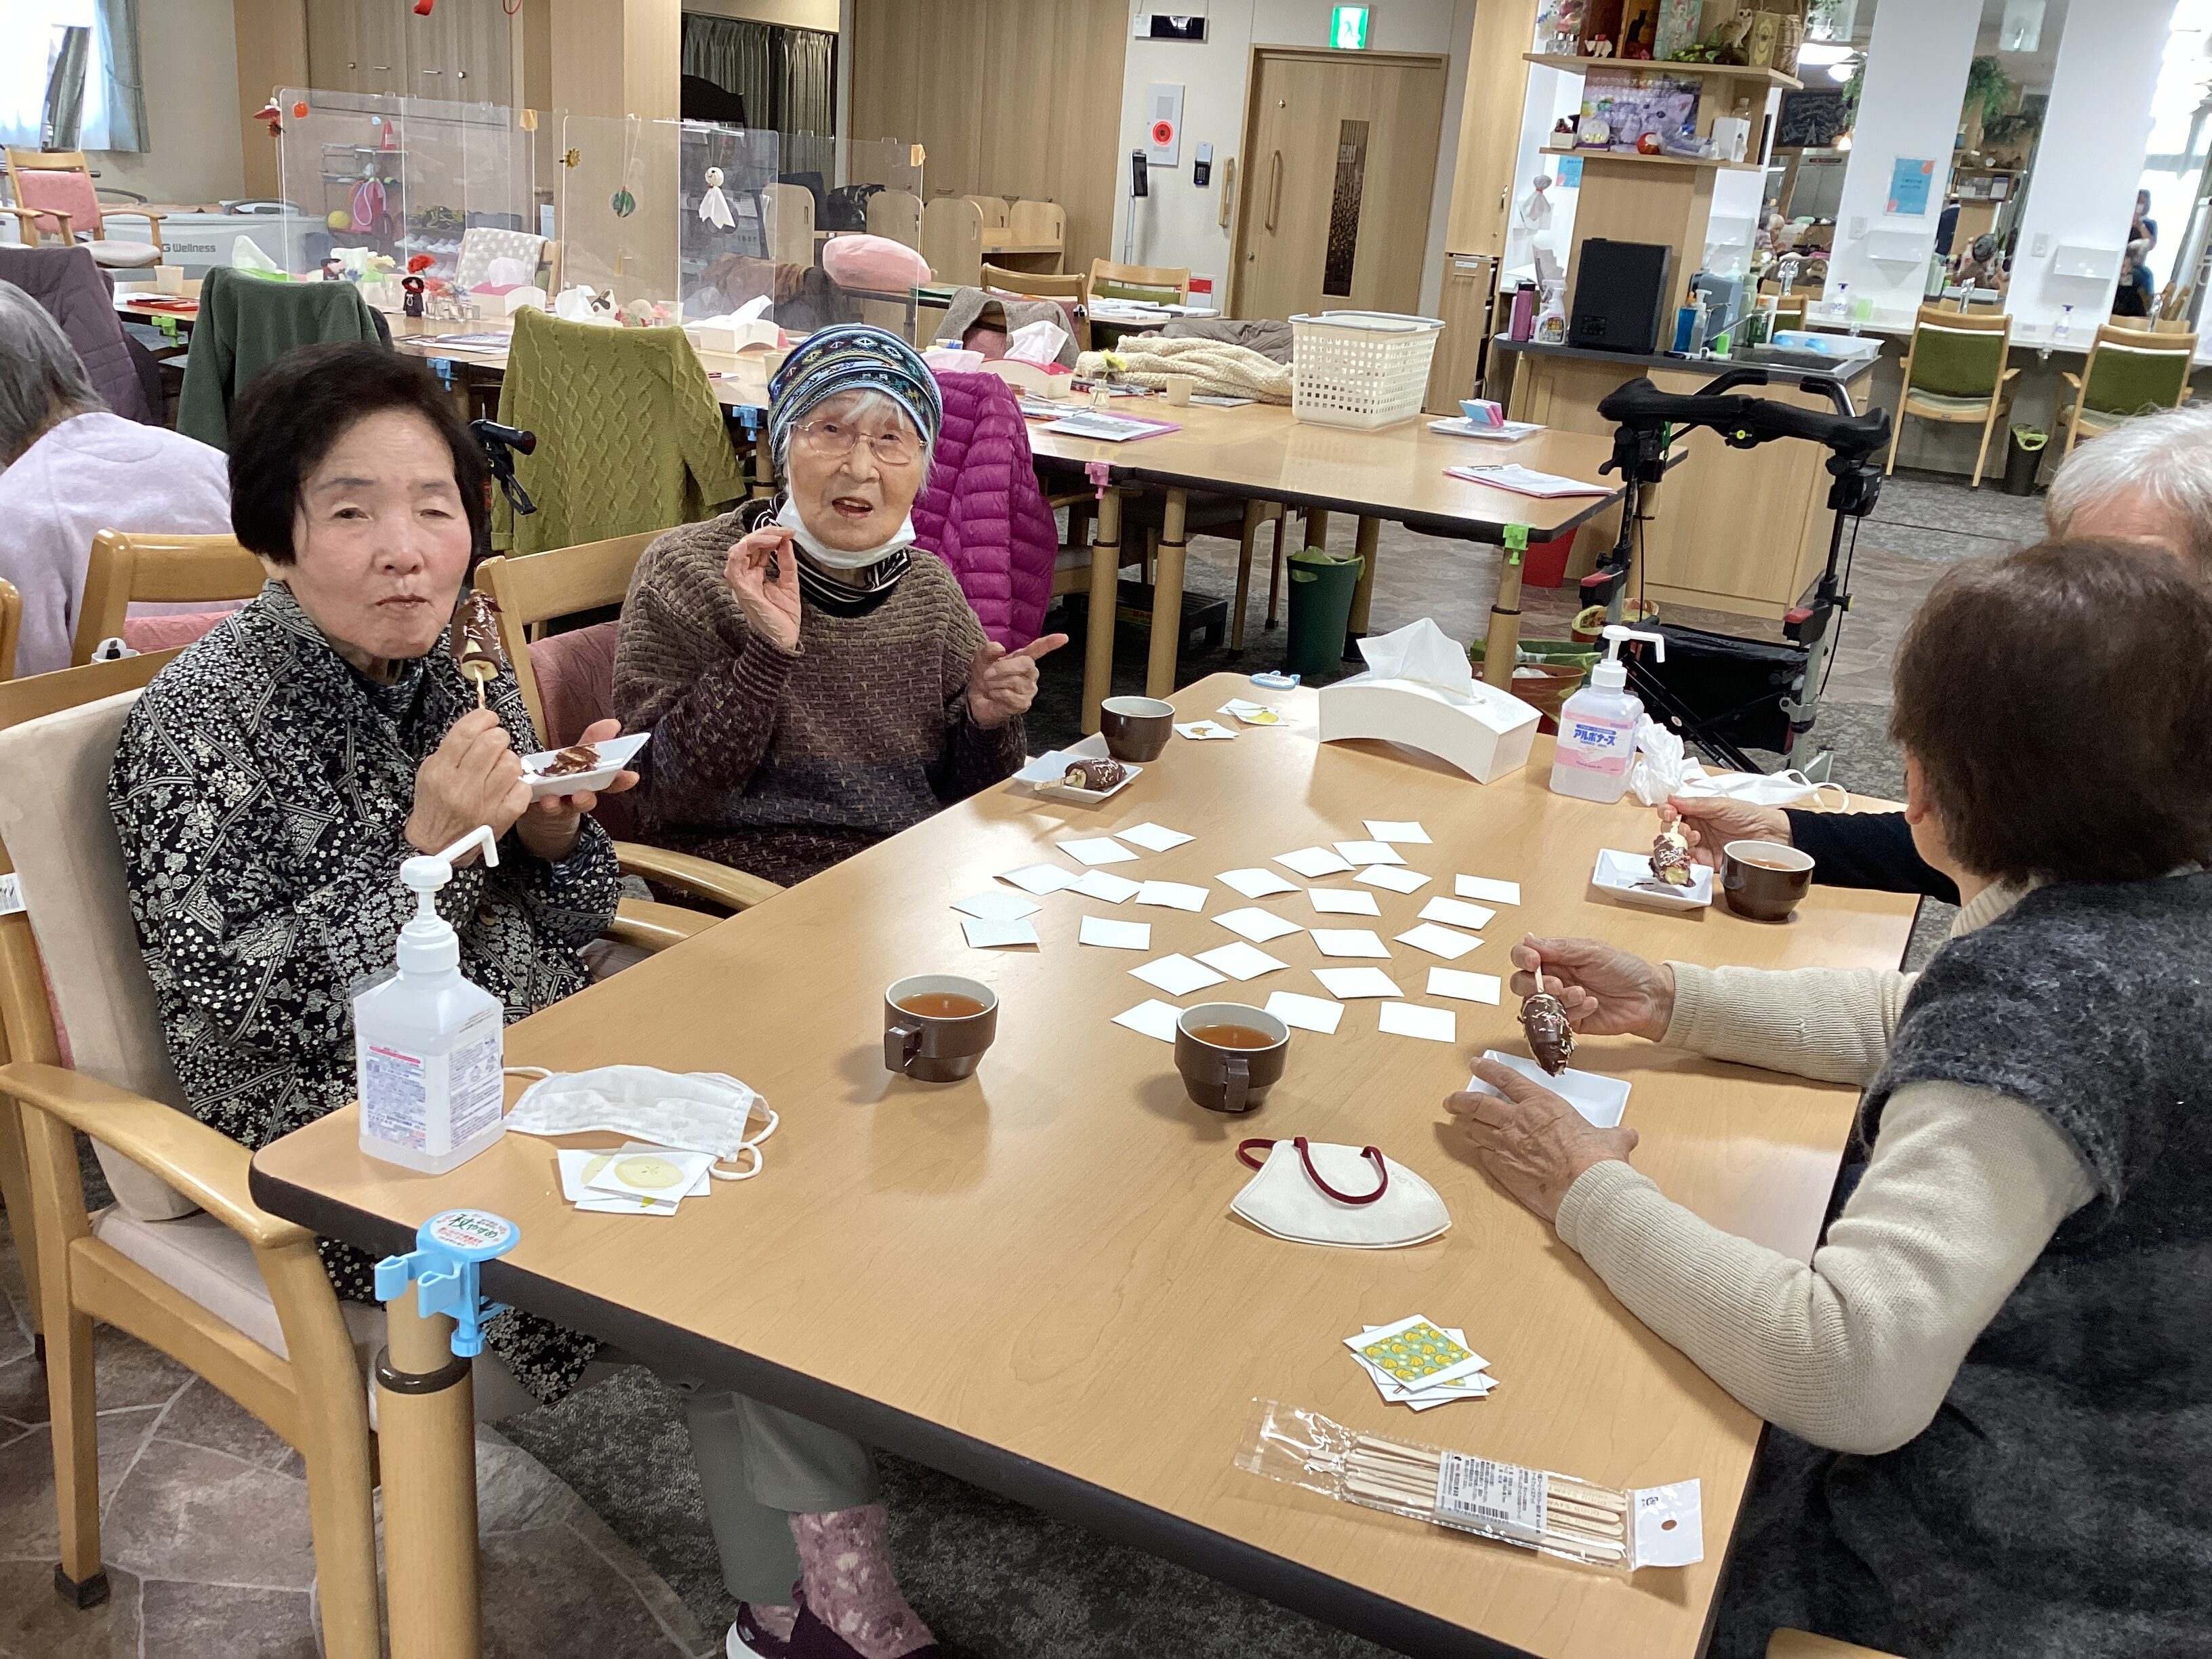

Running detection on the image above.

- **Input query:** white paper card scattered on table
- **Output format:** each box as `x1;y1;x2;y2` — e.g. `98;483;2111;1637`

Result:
1119;821;1194;851
1130;954;1225;996
1358;865;1431;895
1395;922;1481;961
1113;999;1183;1042
1314;928;1391;960
1080;916;1152;950
1214;907;1304;943
1419;897;1496;930
952;890;1040;922
1364;820;1431;844
1427;967;1502;1004
1468;1050;1632;1128
1313;966;1401;998
585;1148;718;1202
1073;869;1141;903
1334;840;1407;867
1378;1002;1457;1044
1265;991;1345;1034
1059;836;1137;866
1176;720;1237;740
1307;887;1381;916
1220;699;1282;726
1218;867;1300;899
1195;941;1288;981
1136;880;1208;912
1275;846;1354;878
962;916;1040;949
557;1149;679;1214
1456;876;1521;905
1000;862;1081;896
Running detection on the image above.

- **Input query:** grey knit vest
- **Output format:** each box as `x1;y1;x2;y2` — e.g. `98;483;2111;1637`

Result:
1824;870;2212;1657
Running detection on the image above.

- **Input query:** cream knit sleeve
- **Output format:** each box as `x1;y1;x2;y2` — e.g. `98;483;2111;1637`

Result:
1662;962;1914;1086
1555;1082;2096;1454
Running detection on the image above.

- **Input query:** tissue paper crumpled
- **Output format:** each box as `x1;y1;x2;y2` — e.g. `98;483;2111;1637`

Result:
1629;716;1852;809
1353;617;1477;696
1005;319;1071;367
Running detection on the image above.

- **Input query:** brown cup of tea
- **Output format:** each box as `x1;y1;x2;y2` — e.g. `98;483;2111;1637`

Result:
884;974;999;1082
1174;1002;1290;1113
1721;840;1816;922
1100;695;1174;762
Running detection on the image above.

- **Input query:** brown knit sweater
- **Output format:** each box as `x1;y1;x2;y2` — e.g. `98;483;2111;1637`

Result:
613;506;1028;885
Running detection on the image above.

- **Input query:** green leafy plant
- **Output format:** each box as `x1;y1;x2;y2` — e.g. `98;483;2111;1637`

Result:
1961;56;2014;128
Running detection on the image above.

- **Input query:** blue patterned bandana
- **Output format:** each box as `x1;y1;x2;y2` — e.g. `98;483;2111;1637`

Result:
767;323;942;466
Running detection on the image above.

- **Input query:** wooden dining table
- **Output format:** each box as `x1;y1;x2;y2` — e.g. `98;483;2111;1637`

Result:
249;676;1916;1659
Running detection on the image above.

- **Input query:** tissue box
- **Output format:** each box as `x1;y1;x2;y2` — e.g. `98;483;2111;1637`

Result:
687;319;782;354
1318;674;1541;783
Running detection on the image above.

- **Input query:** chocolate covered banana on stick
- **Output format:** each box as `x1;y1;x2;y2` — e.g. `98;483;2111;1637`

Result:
451;592;506;708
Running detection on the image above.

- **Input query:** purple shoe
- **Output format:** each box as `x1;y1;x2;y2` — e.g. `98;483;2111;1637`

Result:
788;1605;939;1658
726;1601;798;1658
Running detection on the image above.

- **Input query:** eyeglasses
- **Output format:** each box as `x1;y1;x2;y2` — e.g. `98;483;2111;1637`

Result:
794;416;922;467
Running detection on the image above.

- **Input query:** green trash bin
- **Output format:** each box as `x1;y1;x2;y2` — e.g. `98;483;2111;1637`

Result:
1283;546;1364;679
2002;425;2049;496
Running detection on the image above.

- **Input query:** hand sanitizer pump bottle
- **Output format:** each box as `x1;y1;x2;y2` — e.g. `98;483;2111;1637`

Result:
356;826;508;1174
1550;625;1666;803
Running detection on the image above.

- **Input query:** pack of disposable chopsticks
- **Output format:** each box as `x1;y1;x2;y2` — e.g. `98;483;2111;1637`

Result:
1235;1401;1704;1573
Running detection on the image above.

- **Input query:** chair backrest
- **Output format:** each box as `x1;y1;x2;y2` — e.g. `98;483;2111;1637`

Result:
0;652;197;1221
1772;295;1807;329
0;579;18;683
473;533;656;741
983;263;1086;303
6;149;103;243
1912;302;2008;332
964;194;1011;229
1090;259;1191;303
178;268;386;449
760;182;816;268
922;196;983;287
1906;313;2011;399
452;225;549;291
865;188;922;249
2082;323;2196;416
75;531;266;668
1007;199;1065;247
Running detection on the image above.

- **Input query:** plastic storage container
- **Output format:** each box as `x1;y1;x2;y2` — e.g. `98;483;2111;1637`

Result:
1290;310;1446;430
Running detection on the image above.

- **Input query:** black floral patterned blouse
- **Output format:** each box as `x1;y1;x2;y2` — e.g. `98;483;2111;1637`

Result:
110;581;620;1402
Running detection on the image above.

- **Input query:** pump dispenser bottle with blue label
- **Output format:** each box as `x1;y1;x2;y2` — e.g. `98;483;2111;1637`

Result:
356;825;508;1174
1549;626;1666;803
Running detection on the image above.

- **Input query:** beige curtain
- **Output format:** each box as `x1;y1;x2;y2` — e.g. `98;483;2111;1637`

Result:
682;15;773;124
779;29;836;138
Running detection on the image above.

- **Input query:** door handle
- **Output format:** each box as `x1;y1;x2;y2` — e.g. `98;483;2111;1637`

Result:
1265;151;1282;233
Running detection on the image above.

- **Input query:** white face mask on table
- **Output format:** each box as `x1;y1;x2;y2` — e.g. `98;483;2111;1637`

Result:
506;1067;777;1179
773;495;918;572
1231;1138;1450;1248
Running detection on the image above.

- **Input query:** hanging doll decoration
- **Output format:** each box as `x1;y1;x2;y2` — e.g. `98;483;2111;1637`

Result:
403;255;433;318
698;165;735;232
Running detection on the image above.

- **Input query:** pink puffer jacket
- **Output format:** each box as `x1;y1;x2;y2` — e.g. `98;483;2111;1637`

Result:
914;371;1058;648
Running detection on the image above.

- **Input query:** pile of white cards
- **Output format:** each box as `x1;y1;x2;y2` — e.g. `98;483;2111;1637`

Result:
1344;1313;1497;1411
554;1144;716;1216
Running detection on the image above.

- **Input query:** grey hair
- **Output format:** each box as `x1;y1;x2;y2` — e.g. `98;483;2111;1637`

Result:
2046;399;2212;565
0;281;102;465
772;386;935;478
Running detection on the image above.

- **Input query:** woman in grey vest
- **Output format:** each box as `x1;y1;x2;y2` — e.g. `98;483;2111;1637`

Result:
1443;539;2212;1658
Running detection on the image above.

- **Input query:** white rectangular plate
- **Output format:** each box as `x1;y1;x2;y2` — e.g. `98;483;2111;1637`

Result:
1593;848;1713;912
1469;1050;1631;1128
521;731;650;798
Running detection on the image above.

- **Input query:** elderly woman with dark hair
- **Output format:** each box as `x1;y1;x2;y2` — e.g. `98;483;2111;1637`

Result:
108;342;632;1401
1446;540;2212;1658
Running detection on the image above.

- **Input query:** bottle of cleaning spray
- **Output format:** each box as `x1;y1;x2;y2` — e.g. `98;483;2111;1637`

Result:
356;825;508;1174
1550;625;1667;803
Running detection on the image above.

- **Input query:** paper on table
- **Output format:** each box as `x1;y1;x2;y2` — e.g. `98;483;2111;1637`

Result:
1378;1002;1457;1044
1135;880;1208;912
1333;840;1407;867
1079;916;1151;949
556;1149;679;1214
1446;462;1611;499
1265;991;1345;1034
1119;821;1194;851
952;890;1041;922
1307;887;1381;916
584;1148;718;1202
1353;617;1473;697
1194;941;1288;981
1418;897;1496;930
1427;967;1502;1004
1468;1050;1631;1128
1214;907;1303;943
1364;821;1433;844
1394;922;1481;961
1218;867;1300;899
1357;865;1432;895
1219;699;1282;726
1313;966;1401;998
1130;954;1225;996
1073;869;1141;903
1455;876;1522;905
1059;836;1138;866
962;916;1040;949
1313;928;1390;959
999;862;1081;896
1275;846;1354;878
1112;999;1183;1042
1175;720;1237;740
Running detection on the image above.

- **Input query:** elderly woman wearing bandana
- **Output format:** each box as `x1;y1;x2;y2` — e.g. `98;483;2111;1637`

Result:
616;324;1063;888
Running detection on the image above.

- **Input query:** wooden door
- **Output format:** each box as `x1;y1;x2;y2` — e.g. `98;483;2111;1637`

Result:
304;0;357;93
1233;48;1448;321
354;0;407;98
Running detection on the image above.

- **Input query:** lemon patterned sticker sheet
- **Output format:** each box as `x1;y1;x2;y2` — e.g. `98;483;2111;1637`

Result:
1344;1315;1492;1391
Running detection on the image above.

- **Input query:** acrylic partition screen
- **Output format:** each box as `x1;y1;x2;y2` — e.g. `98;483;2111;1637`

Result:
778;134;925;234
556;113;683;317
679;123;781;319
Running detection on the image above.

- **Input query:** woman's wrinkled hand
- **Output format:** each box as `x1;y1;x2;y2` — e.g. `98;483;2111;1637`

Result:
1507;935;1675;1041
725;525;802;652
408;708;531;857
1663;794;1791;870
966;633;1068;729
514;719;634;863
1443;1057;1639;1225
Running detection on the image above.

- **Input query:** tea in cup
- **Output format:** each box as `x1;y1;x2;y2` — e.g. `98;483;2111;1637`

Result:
1174;1002;1289;1113
1721;840;1815;922
1101;695;1174;761
884;974;999;1082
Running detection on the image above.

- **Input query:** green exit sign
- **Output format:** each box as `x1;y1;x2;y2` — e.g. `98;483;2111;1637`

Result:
1330;5;1370;48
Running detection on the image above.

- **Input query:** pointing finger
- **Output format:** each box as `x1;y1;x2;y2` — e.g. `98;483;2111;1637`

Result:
1015;632;1070;661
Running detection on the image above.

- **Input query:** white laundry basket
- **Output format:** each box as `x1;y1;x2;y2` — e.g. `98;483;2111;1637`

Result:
1290;310;1446;430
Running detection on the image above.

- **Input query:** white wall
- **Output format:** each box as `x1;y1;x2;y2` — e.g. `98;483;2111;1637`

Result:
1109;0;1475;315
1824;0;1981;323
2009;0;2177;333
86;0;248;205
684;0;841;29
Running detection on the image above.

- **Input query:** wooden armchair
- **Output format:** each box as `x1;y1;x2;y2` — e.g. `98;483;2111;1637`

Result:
1090;259;1192;304
72;529;266;666
2060;322;2197;455
1885;306;2020;487
3;148;164;269
472;534;781;916
0;577;19;682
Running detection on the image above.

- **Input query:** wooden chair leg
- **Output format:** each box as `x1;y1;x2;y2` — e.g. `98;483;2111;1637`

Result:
1231;499;1262;651
1971;401;2000;488
1266;512;1287;628
0;1092;43;1342
22;1106;104;1606
1884;403;1906;476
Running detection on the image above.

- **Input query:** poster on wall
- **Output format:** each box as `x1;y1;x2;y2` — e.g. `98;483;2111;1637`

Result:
1887;157;1936;216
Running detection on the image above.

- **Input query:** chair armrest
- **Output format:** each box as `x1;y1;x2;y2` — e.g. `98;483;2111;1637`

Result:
614;840;781;911
609;897;720;953
2;206;41;241
2061;371;2082;390
0;1061;310;1250
2001;367;2022;382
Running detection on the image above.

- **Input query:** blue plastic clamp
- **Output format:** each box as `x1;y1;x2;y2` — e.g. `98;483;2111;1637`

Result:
373;1209;520;1359
1250;671;1299;690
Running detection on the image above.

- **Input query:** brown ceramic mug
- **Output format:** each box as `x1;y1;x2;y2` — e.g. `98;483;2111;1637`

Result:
884;975;998;1082
1100;695;1174;762
1721;840;1816;922
1174;1003;1290;1113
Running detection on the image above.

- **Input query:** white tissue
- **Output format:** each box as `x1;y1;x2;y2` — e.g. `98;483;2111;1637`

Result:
1004;319;1070;366
1354;617;1475;697
923;347;986;372
554;285;621;327
503;285;548;314
484;255;531;288
230;236;279;274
